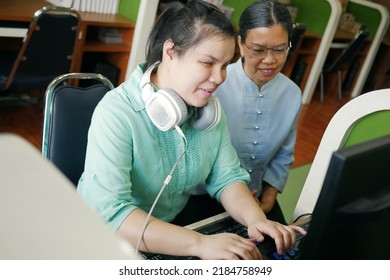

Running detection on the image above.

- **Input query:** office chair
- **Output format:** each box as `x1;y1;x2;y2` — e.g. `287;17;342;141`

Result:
42;73;114;186
319;29;369;103
0;6;81;105
282;88;390;223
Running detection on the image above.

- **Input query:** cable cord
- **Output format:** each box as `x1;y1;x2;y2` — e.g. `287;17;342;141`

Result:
135;126;188;253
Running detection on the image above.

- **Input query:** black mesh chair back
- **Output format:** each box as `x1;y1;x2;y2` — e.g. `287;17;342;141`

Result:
324;29;369;73
42;73;114;186
320;29;369;102
1;6;81;92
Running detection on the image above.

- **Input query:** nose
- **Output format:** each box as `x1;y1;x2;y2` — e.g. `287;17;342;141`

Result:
262;49;277;63
209;68;225;85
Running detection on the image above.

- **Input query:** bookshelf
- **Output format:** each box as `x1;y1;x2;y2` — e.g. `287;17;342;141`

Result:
75;13;135;85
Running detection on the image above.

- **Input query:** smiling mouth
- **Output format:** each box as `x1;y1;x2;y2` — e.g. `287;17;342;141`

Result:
200;88;214;97
259;68;274;73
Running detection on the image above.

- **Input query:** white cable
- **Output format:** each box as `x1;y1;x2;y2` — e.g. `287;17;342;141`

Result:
135;125;187;253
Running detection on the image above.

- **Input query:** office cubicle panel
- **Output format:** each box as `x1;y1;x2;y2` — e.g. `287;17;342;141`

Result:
222;0;256;26
347;0;389;98
291;0;342;104
292;88;390;221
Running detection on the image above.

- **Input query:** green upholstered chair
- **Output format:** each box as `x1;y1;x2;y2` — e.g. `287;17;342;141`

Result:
279;88;390;223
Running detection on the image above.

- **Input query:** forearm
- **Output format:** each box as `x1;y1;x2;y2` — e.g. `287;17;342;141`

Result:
117;208;202;257
220;182;267;227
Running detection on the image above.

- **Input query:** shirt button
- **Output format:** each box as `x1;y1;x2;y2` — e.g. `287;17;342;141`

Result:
253;141;258;145
255;125;260;130
251;155;256;160
257;111;262;115
259;94;264;98
248;169;253;173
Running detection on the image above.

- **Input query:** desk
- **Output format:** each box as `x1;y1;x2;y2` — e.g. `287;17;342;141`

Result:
0;0;135;85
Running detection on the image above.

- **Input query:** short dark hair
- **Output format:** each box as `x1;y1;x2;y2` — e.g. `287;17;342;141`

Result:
238;0;293;44
145;0;235;70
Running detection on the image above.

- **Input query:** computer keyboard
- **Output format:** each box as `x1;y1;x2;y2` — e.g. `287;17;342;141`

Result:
142;215;311;260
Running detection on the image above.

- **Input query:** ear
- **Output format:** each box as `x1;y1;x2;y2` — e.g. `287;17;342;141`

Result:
162;39;176;61
237;35;245;57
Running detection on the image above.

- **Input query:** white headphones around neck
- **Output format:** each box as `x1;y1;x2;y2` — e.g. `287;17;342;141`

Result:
140;61;221;132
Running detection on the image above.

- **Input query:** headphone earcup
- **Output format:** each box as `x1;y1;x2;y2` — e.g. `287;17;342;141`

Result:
144;88;188;131
191;95;221;131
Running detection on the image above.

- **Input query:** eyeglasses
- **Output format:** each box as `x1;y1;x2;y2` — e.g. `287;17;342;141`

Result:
243;41;291;60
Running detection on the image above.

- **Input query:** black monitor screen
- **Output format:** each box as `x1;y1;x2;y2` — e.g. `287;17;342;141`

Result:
300;135;390;259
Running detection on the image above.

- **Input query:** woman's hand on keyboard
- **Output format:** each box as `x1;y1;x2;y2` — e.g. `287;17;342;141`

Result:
247;220;307;256
196;232;263;260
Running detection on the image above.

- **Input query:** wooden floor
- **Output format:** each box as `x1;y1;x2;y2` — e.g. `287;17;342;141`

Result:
0;86;351;168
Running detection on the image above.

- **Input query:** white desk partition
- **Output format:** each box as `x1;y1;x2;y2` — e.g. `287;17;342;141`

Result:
126;0;159;77
302;0;342;104
348;0;389;98
293;88;390;221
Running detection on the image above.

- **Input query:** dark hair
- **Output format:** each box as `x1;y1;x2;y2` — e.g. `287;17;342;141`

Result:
238;0;292;44
145;0;235;70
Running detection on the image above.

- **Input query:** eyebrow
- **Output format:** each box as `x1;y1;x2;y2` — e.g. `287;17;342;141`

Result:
210;54;234;65
202;54;219;61
249;42;289;48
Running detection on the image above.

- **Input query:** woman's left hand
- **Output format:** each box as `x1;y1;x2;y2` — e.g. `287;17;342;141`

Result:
247;219;306;256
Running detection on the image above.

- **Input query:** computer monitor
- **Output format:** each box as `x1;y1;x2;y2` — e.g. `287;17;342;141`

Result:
299;134;390;259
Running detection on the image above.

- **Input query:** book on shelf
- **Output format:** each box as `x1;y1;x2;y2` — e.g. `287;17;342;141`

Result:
98;27;123;44
46;0;120;14
72;0;80;10
46;0;73;7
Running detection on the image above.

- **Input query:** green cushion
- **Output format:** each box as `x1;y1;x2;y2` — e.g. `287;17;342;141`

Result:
341;110;390;148
278;164;311;223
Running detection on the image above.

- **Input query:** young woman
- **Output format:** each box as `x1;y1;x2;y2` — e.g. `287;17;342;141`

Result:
77;0;305;260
